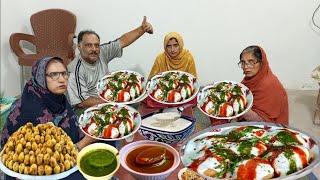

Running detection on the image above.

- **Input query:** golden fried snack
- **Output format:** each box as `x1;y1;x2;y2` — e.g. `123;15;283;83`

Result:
181;168;205;180
0;122;78;176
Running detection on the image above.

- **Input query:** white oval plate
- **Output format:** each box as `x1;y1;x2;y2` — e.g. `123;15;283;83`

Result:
197;80;253;120
78;103;141;141
97;70;147;105
0;160;78;180
179;122;320;180
146;70;199;105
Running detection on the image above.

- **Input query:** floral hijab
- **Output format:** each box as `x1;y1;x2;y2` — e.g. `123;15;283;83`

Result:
1;57;82;147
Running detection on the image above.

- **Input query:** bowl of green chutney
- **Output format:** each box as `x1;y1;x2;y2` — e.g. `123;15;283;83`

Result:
77;143;120;180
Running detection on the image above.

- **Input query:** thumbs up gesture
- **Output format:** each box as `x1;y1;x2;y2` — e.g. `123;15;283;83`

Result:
141;16;153;34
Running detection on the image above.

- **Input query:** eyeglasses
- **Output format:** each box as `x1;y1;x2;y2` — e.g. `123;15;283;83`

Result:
237;60;259;68
46;71;69;80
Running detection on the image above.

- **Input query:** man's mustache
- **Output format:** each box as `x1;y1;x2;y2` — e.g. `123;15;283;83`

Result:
89;51;98;55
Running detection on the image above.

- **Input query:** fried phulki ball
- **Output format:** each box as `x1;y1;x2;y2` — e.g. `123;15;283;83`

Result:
36;154;43;165
12;153;19;162
64;160;71;170
45;165;52;175
31;142;38;151
7;141;14;150
29;155;36;164
37;165;45;175
23;148;29;155
18;163;25;174
16;143;23;154
18;152;24;163
12;162;19;172
50;156;57;167
24;154;30;165
43;153;50;165
30;164;37;175
53;165;61;174
24;166;30;175
7;160;13;170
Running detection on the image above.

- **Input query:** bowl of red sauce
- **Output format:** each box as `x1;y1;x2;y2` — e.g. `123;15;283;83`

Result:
119;140;180;180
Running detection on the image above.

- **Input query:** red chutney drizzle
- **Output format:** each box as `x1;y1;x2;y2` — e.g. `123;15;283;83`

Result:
188;149;223;171
237;158;271;180
126;146;174;174
167;90;176;103
292;146;308;167
255;141;267;155
117;90;126;102
103;124;117;138
254;129;265;137
219;103;230;117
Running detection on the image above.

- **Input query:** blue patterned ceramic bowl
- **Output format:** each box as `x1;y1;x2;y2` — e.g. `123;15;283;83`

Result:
138;112;195;145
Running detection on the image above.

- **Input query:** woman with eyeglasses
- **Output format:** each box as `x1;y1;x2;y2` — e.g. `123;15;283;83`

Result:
1;57;95;150
238;46;288;125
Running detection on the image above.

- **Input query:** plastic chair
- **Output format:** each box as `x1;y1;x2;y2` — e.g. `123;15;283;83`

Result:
9;8;77;66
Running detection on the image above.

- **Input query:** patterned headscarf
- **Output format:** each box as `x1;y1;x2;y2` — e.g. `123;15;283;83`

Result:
1;57;82;147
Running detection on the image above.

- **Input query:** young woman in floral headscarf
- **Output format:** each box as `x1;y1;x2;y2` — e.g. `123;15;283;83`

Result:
148;32;197;79
1;57;95;149
238;46;288;125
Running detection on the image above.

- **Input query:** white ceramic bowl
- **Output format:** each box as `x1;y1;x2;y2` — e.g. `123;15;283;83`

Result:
138;112;196;145
77;143;120;180
119;140;180;180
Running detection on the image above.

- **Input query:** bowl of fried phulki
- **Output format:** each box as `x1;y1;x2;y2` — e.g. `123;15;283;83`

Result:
0;122;78;179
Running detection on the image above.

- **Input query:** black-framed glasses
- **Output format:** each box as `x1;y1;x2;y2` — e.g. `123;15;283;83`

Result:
237;60;259;68
46;71;69;80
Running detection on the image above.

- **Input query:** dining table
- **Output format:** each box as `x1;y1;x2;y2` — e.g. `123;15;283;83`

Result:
112;102;319;180
54;101;320;180
65;102;317;180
